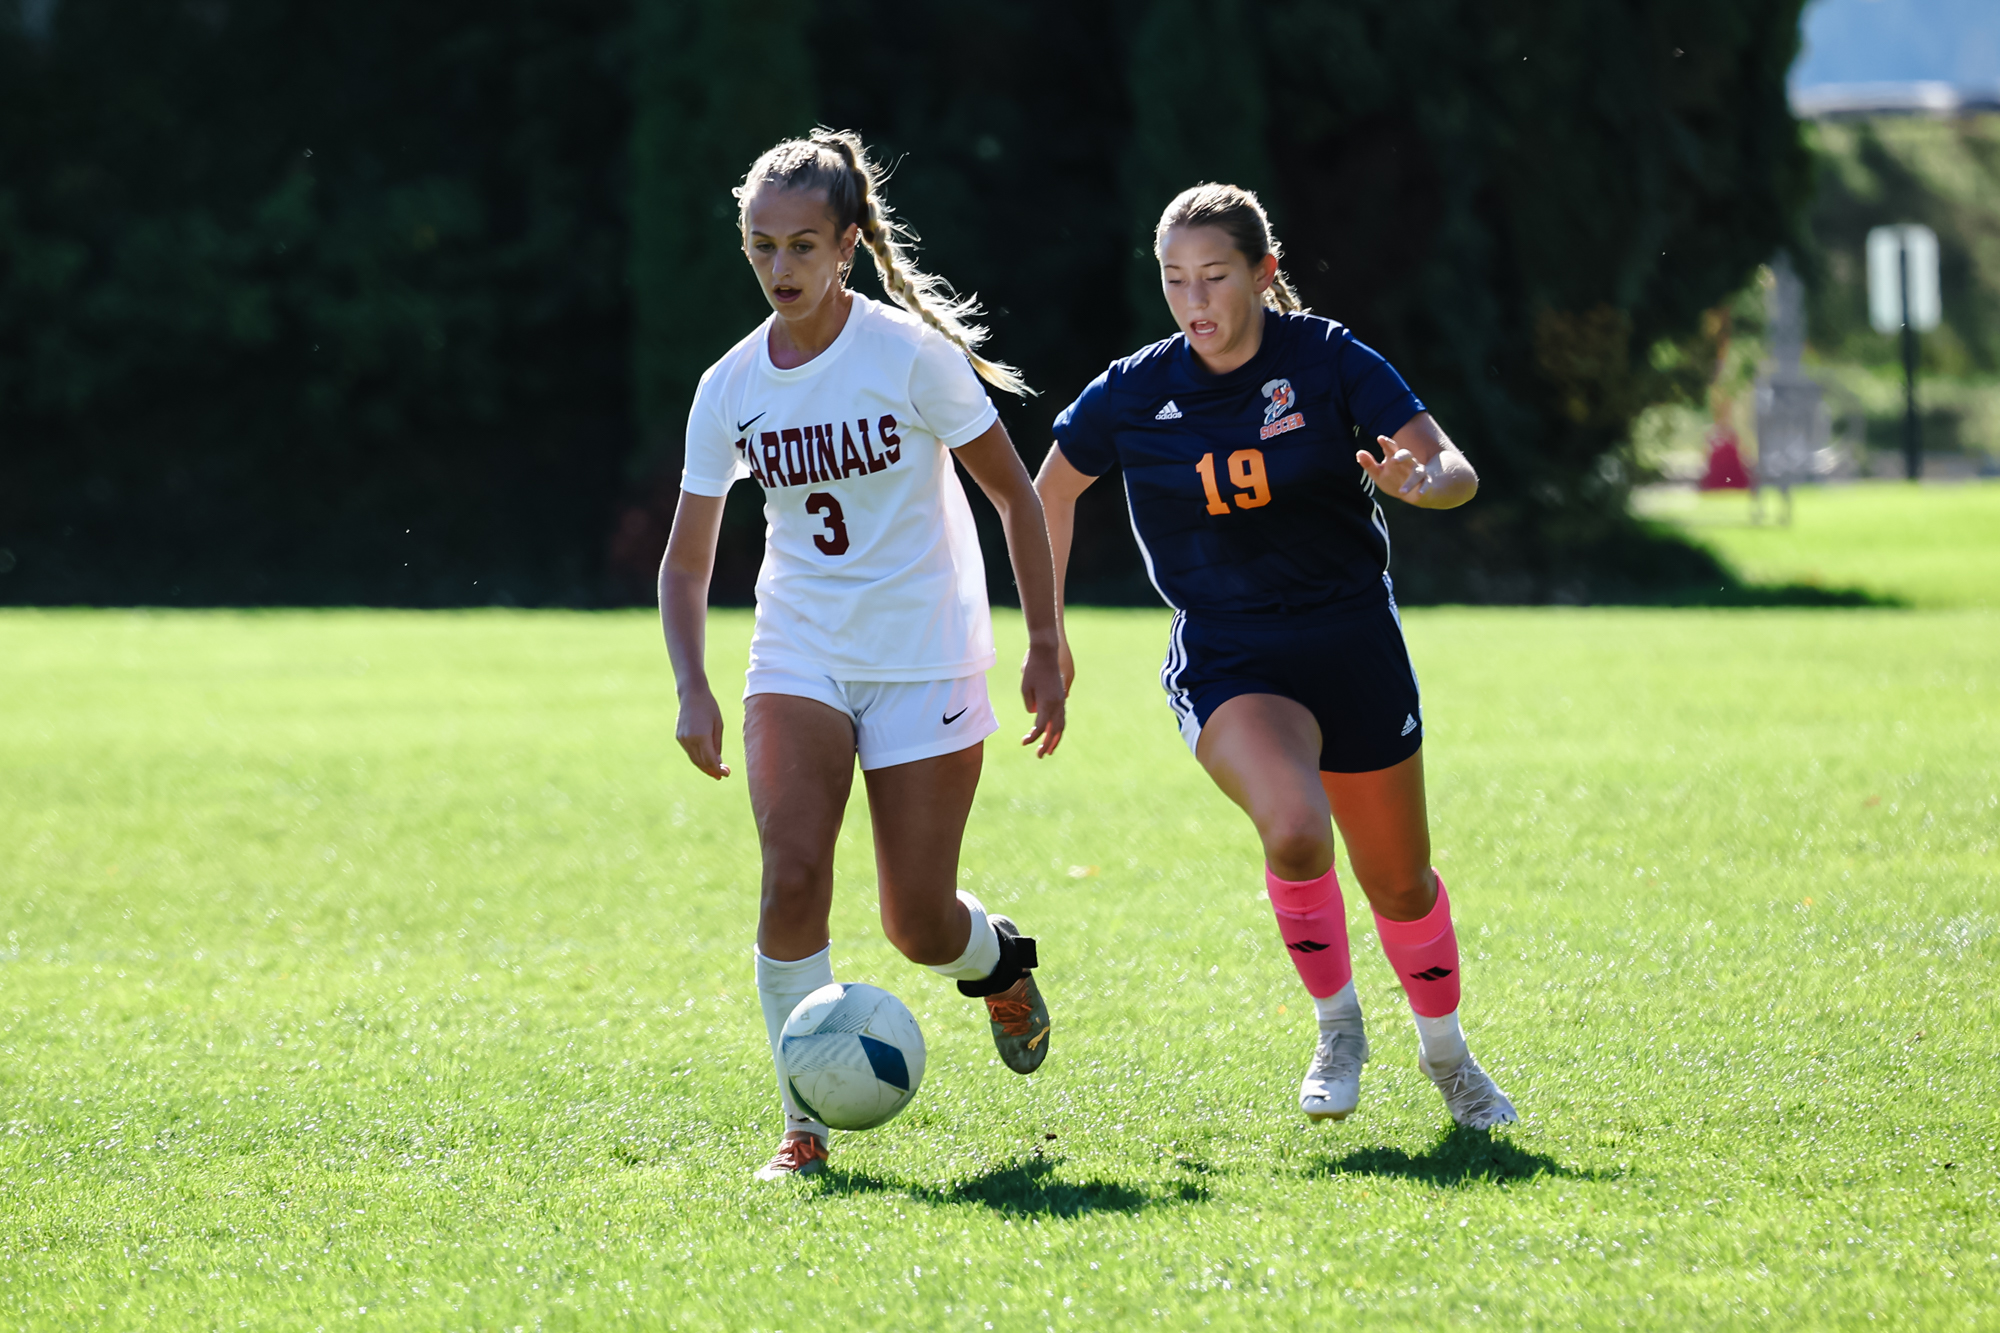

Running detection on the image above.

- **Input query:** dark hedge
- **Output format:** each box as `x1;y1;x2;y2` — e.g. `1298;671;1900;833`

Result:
1;0;1808;606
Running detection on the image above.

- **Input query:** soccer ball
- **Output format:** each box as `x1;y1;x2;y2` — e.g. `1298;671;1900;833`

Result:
780;982;927;1131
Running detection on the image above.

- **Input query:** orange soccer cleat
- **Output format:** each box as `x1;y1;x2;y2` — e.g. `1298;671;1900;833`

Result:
979;916;1051;1074
753;1132;828;1181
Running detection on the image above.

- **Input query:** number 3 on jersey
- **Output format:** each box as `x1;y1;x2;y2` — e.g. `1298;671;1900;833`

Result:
804;492;850;556
1195;449;1271;516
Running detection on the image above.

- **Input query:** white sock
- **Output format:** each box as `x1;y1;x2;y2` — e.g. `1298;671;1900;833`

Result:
1414;1009;1469;1072
925;890;1002;983
755;945;834;1138
1312;979;1363;1029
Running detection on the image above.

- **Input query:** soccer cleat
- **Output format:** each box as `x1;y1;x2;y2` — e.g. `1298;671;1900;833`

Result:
753;1132;828;1181
1300;1020;1369;1121
1418;1050;1518;1130
968;914;1050;1074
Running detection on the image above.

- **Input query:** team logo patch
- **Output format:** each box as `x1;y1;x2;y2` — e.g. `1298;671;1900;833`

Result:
1259;378;1304;440
1154;400;1183;421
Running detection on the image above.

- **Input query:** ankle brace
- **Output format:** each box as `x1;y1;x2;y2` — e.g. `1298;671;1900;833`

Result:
956;929;1038;998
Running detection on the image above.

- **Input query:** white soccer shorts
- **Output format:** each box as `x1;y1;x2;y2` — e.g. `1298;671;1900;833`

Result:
743;666;998;770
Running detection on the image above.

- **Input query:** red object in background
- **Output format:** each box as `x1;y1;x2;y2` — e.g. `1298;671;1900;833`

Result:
1699;428;1754;490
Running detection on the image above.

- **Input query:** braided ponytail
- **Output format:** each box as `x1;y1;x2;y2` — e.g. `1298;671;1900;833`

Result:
1267;270;1304;315
1155;183;1308;315
736;128;1032;397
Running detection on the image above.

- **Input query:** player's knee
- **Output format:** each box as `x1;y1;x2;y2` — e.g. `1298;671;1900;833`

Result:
1367;867;1438;921
1260;815;1333;881
759;857;831;914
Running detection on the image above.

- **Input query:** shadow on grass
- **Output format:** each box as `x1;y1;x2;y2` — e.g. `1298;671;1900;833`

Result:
1628;580;1900;608
1612;518;1903;608
816;1153;1207;1218
1320;1126;1602;1187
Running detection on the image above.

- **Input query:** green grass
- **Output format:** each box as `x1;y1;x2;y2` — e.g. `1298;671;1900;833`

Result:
3;605;1997;1330
1637;478;2000;609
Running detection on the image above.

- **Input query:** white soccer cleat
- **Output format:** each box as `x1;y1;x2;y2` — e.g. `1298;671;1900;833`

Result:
1300;1021;1369;1122
1419;1050;1518;1129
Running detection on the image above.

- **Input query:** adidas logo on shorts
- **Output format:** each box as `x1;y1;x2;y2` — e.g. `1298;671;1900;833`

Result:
1401;713;1419;736
1154;400;1183;420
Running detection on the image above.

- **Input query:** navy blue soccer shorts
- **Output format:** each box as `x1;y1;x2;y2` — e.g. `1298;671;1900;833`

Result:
1160;591;1424;775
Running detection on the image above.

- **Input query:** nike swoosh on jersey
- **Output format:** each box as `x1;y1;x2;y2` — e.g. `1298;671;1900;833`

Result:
942;707;968;725
736;411;766;433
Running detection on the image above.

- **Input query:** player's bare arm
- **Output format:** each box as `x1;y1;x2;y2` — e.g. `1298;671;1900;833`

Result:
1355;411;1478;509
1032;443;1098;694
659;490;730;779
955;420;1067;756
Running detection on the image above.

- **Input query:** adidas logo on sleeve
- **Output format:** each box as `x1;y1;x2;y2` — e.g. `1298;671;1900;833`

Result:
1154;400;1183;421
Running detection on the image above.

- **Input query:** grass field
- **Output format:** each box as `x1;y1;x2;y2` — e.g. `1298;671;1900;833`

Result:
1635;478;2000;609
3;595;1996;1331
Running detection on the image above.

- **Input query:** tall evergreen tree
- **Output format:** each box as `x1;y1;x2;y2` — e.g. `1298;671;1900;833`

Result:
628;0;816;473
1257;0;1813;600
1120;0;1272;347
0;0;631;604
615;0;816;599
0;0;1812;606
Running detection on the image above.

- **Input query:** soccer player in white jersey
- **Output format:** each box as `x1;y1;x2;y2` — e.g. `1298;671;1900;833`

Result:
659;129;1065;1180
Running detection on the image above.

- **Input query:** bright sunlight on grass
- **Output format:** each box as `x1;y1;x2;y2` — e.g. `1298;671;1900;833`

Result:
3;605;1996;1329
1636;478;2000;609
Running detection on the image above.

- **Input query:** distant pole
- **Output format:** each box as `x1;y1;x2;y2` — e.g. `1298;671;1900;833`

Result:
1899;242;1921;481
1869;224;1938;479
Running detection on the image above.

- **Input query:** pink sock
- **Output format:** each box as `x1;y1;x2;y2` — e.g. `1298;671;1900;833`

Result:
1264;865;1353;999
1373;871;1461;1017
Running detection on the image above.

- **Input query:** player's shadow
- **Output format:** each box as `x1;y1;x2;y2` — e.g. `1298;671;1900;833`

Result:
1319;1126;1598;1187
819;1154;1206;1218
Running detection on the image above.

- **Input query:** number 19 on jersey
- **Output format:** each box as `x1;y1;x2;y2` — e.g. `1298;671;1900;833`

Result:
1195;449;1271;515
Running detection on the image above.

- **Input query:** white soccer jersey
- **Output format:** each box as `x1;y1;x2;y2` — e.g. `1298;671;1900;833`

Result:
680;294;1001;681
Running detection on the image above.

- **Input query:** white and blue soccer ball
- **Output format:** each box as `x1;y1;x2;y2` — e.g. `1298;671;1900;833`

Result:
780;982;927;1131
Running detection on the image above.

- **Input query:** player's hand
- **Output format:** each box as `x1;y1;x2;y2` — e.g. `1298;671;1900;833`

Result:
1020;641;1067;758
1057;633;1076;697
675;688;731;779
1356;435;1444;505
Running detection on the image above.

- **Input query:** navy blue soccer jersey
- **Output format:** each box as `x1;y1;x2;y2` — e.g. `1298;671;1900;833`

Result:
1053;309;1425;616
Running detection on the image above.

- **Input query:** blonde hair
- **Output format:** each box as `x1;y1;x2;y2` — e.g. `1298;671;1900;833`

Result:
736;128;1031;397
1155;183;1306;314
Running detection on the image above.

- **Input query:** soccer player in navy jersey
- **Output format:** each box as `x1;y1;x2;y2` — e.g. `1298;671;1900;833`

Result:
1035;183;1516;1130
